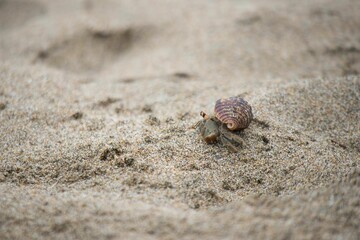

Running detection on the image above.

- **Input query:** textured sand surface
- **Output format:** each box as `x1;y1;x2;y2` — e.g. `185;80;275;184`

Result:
0;0;359;239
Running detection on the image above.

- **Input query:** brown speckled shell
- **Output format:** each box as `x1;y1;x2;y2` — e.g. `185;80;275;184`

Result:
214;97;253;130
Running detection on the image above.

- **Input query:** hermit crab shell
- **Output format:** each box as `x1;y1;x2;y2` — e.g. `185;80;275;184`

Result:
214;97;253;131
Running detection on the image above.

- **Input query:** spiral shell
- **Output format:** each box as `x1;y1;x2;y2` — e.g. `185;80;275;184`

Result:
214;97;253;131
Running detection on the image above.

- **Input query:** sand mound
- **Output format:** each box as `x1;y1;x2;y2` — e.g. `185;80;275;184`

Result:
0;140;359;239
256;76;360;152
1;74;358;208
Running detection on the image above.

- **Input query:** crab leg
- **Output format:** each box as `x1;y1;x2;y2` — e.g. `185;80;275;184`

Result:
219;125;244;146
218;124;244;152
219;134;240;153
190;120;202;129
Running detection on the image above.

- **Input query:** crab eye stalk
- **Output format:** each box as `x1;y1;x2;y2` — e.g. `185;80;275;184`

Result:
200;111;210;120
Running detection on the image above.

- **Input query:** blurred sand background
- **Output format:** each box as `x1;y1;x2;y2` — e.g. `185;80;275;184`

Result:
0;0;359;239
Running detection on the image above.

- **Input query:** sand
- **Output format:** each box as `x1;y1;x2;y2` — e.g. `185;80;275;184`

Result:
0;0;359;239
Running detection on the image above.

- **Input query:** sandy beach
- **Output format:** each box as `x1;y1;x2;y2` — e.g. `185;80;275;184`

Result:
0;0;359;239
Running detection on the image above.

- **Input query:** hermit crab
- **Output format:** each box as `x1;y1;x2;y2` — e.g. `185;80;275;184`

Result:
192;97;253;152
